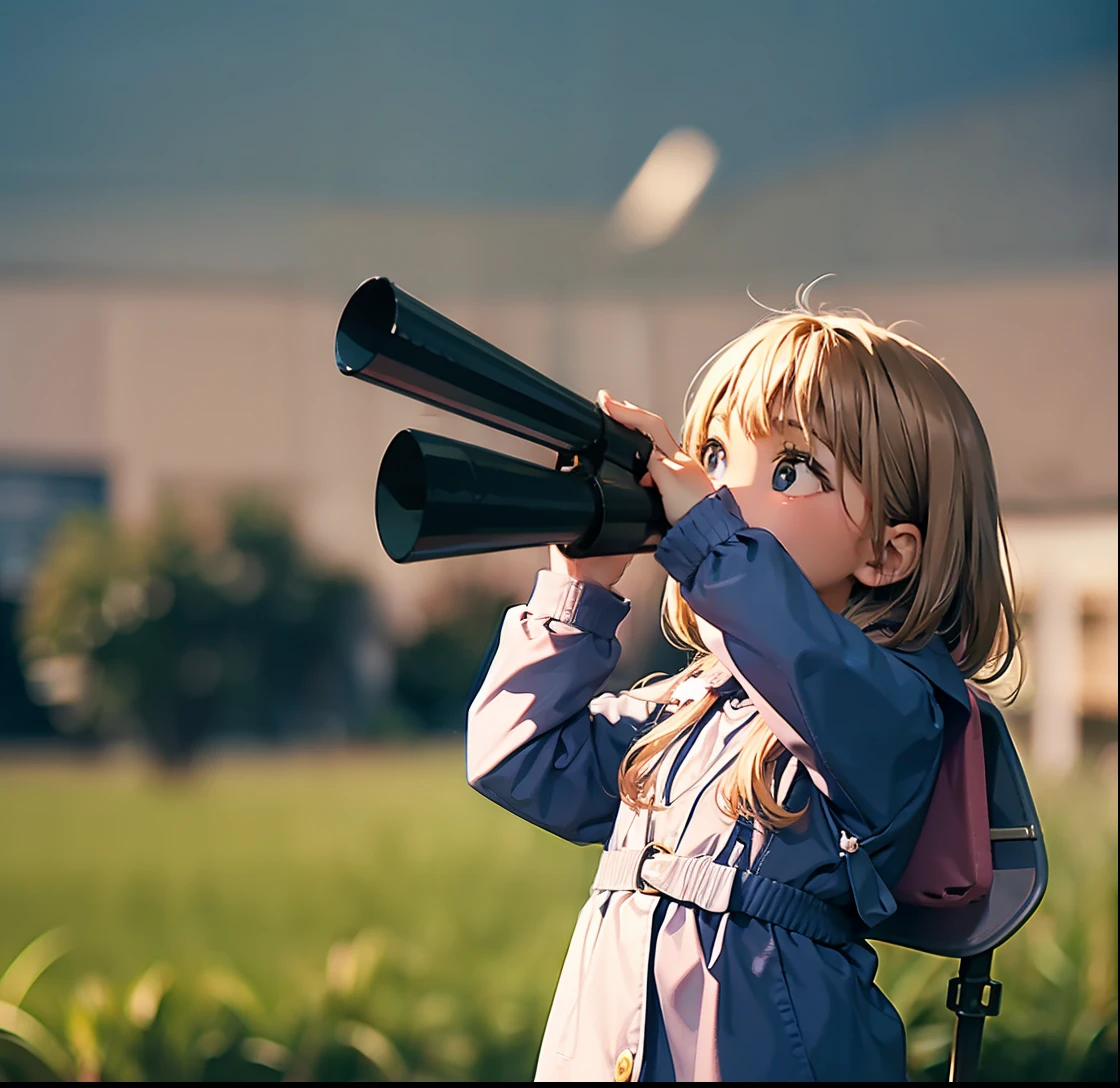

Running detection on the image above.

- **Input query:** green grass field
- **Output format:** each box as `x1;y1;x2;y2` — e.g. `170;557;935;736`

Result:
1;745;1116;1081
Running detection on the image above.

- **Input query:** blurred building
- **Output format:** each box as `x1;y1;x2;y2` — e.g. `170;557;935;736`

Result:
1;64;1115;769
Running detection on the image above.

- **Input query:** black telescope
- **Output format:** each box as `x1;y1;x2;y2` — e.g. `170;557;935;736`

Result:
335;277;668;563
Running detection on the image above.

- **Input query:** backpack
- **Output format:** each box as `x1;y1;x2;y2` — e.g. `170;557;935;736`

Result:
868;692;1048;1081
893;686;993;908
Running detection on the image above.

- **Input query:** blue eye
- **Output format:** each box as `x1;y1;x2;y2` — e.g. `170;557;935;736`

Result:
700;439;727;479
772;460;798;492
771;453;829;496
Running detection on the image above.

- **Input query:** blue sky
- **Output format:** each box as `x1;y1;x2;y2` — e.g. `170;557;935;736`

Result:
0;0;1115;206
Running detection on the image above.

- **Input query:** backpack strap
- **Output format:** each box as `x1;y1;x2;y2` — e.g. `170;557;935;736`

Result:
592;847;859;946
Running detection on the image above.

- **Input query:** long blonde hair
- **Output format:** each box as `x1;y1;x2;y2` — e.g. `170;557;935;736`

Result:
618;289;1020;830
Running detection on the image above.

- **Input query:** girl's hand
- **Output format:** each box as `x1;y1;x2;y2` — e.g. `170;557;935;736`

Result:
597;390;715;527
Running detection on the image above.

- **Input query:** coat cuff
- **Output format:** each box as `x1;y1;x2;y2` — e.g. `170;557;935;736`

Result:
655;487;746;583
527;569;632;640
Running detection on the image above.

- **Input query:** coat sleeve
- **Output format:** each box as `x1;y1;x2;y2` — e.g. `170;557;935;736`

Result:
465;568;660;846
654;487;944;833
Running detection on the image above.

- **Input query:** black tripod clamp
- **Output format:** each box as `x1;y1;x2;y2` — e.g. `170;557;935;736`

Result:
946;951;1003;1082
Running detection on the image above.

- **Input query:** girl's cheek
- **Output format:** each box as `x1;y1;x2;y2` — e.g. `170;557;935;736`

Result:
729;487;860;566
748;498;814;559
775;503;824;558
764;497;862;581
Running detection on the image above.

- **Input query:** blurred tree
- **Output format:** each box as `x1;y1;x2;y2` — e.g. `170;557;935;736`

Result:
390;578;693;737
17;495;387;768
627;633;691;690
392;583;519;735
0;597;53;739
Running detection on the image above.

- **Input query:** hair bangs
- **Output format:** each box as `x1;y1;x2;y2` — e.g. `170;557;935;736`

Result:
681;320;847;466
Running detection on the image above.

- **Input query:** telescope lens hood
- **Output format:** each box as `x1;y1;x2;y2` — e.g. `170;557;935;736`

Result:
335;277;656;471
375;430;427;562
336;277;398;374
376;429;600;563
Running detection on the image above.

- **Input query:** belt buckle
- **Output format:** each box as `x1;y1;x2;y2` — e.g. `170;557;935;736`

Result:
635;842;671;894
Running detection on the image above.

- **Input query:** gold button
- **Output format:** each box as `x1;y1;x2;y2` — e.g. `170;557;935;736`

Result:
613;1048;635;1082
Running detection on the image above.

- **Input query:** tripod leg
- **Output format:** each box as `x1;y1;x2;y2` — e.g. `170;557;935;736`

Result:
946;950;1002;1082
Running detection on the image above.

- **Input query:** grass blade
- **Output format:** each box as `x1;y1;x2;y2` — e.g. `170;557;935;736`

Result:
0;998;74;1079
0;927;72;1008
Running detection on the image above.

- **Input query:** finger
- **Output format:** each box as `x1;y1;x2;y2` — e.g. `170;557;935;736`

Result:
600;389;657;420
598;391;681;455
600;392;667;445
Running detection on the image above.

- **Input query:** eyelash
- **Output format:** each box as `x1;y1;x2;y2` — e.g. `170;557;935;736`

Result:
774;444;834;491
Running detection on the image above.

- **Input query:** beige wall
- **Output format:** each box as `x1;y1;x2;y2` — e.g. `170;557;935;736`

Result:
1;272;1116;732
0;286;109;465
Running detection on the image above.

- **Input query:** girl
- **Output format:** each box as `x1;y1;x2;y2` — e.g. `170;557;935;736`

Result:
466;291;1018;1082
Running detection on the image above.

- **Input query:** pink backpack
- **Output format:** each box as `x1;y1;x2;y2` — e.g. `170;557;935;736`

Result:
893;687;993;907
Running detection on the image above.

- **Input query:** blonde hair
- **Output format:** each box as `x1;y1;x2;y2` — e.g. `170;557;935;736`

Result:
618;287;1020;830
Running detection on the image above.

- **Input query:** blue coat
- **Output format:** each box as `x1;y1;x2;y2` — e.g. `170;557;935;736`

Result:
466;487;972;1081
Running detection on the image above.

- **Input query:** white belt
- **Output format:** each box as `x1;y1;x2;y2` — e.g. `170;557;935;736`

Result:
591;843;738;913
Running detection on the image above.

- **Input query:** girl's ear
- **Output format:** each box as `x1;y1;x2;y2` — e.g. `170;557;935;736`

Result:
853;523;923;588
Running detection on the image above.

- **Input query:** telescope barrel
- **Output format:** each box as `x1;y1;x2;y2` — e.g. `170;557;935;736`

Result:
337;276;669;561
377;429;663;562
336;277;652;476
